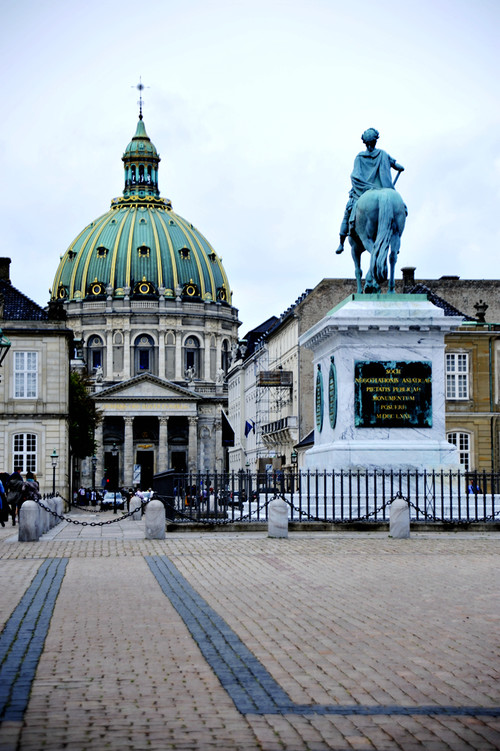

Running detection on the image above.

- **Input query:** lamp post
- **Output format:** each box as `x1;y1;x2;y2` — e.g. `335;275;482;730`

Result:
111;442;118;514
91;455;97;503
51;449;59;496
291;449;298;493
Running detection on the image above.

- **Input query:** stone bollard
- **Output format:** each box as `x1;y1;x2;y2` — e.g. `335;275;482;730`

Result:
18;501;40;542
268;497;289;538
54;496;63;521
145;499;166;539
390;496;410;539
46;498;56;528
128;495;143;521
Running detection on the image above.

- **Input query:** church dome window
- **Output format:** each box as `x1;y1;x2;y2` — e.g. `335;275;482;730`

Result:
133;277;156;296
184;280;199;298
88;280;106;298
137;245;150;258
179;247;190;260
217;286;227;302
57;285;68;300
96;246;108;258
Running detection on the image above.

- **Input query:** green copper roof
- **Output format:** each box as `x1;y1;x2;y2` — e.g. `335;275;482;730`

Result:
51;119;232;305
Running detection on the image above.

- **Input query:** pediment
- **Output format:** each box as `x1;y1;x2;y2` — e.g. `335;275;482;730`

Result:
94;373;199;401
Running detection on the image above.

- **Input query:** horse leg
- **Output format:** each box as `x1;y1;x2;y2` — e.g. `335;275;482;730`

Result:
349;237;363;293
357;216;379;294
388;234;400;293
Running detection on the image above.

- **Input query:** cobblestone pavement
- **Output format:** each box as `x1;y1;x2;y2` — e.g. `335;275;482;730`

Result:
0;517;499;750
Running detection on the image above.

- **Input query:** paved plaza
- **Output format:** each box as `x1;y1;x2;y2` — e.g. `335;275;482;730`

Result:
0;513;499;750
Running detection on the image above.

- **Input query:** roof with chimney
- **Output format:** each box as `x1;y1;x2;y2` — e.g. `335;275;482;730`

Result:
0;258;48;321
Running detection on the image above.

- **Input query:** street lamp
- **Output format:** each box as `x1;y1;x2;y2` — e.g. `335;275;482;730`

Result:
111;442;118;514
51;449;59;496
91;455;97;500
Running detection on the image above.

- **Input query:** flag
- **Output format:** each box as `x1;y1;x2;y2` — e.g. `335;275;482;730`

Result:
244;420;255;437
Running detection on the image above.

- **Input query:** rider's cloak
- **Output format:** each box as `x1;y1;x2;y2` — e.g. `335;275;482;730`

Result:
350;148;398;198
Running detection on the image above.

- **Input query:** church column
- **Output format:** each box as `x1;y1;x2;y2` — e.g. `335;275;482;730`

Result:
158;416;169;472
214;417;223;473
175;334;183;380
123;329;131;379
105;328;113;379
124;417;134;487
204;333;211;381
95;420;104;490
188;416;198;472
158;330;166;379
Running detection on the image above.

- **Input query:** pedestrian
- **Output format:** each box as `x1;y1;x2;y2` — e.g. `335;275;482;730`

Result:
7;467;24;526
0;476;7;527
24;471;40;500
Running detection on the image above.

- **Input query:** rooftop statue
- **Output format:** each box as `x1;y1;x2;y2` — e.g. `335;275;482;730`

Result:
336;128;407;294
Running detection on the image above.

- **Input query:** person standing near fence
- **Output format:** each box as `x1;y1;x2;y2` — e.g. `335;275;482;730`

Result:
7;467;24;526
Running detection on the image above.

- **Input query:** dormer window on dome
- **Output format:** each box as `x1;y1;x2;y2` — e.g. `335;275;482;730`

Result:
96;246;108;259
184;280;200;298
137;245;150;258
133;278;156;296
88;280;106;297
179;247;190;260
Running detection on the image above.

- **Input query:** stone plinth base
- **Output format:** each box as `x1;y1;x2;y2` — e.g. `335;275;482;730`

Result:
299;294;463;472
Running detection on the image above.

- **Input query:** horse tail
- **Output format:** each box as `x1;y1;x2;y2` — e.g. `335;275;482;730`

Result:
372;191;396;284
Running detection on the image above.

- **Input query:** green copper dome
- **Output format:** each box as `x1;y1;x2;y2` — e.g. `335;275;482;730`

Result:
51;117;231;305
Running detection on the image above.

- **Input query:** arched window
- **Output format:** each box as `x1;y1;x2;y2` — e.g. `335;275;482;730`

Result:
13;433;37;473
135;334;155;374
447;432;471;471
184;336;200;378
221;339;230;374
87;335;104;375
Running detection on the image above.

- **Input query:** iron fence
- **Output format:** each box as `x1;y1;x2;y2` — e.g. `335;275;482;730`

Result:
154;469;500;525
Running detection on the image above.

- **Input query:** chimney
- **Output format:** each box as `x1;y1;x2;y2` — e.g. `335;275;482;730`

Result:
401;266;416;293
0;257;11;283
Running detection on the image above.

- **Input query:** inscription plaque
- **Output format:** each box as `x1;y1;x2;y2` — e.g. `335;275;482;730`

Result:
354;360;432;428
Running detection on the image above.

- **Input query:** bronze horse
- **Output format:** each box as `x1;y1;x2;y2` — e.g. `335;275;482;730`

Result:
349;188;407;294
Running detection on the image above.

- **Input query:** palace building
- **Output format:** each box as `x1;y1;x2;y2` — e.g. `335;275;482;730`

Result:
51;111;238;490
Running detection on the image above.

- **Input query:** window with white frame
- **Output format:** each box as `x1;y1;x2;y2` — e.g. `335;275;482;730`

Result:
13;433;37;473
446;352;469;400
447;432;471;470
14;352;38;398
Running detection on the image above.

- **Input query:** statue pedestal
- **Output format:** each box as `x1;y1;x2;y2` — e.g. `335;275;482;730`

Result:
299;294;462;471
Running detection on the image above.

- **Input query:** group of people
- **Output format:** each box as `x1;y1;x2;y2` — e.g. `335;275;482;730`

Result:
0;468;40;527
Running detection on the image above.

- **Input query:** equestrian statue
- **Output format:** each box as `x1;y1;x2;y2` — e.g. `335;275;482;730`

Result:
336;128;407;294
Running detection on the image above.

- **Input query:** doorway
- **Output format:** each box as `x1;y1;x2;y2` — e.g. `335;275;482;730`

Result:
136;450;154;489
171;451;187;473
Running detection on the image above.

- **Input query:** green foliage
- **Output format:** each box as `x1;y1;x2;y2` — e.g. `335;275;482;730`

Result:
68;371;101;459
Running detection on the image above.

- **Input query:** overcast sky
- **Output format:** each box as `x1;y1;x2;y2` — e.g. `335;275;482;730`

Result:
1;0;499;335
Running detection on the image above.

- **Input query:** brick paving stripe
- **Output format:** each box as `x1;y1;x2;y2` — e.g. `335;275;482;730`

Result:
0;557;68;721
147;554;500;719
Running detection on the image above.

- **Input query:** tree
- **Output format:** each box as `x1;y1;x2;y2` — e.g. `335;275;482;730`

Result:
68;371;101;459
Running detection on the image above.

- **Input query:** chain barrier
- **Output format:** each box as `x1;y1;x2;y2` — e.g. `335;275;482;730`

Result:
34;497;151;526
33;491;500;529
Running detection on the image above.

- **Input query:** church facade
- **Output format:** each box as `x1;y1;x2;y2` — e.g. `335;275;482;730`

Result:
51;113;238;490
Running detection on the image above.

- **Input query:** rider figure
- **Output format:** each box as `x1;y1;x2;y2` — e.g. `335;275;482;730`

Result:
335;128;405;254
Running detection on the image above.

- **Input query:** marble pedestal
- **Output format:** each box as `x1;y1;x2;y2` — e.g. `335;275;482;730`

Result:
299;294;462;471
